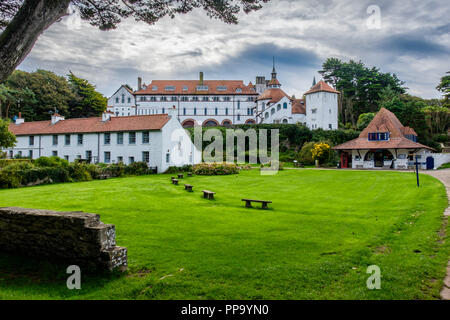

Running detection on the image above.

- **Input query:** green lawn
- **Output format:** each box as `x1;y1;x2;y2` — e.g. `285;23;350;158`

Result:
0;169;448;300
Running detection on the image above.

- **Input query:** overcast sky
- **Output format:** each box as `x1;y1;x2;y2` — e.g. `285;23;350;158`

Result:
17;0;450;99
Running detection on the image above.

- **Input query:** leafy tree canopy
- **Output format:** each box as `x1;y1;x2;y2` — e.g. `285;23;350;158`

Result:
68;71;107;118
0;118;16;149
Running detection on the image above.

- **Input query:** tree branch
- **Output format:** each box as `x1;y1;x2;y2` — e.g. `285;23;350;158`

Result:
0;0;71;83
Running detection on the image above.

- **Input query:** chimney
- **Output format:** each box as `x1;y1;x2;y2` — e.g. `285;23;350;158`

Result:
15;112;25;125
102;112;112;122
138;77;142;91
51;113;65;125
199;72;204;85
167;105;177;118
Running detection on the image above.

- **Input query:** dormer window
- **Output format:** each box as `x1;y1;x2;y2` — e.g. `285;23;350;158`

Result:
368;132;389;141
236;88;242;93
152;86;158;91
196;85;209;91
165;86;175;91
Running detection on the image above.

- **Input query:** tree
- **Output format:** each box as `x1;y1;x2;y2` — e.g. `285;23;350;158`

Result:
0;118;16;149
437;71;450;105
5;69;75;121
68;72;107;118
357;113;375;130
0;0;270;83
319;58;406;125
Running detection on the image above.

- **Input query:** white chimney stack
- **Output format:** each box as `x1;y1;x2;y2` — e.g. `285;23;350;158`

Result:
15;112;24;125
167;105;177;118
51;113;65;125
102;112;112;122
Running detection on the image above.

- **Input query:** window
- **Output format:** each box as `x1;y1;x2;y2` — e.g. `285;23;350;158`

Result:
142;151;150;163
217;86;227;91
165;86;175;91
237;101;240;109
166;153;170;163
225;108;228;116
215;107;218;116
172;96;178;101
183;108;186;115
128;97;131;103
77;134;83;145
52;151;58;157
104;152;111;163
213;97;220;102
129;132;136;144
140;97;146;102
161;96;167;101
29;136;34;146
196;85;208;91
283;102;288;109
204;107;207;115
192;97;199;101
236;88;242;93
129;156;135;164
181;96;188;101
64;155;69;161
203;97;209;101
117;132;124;145
152;86;158;91
121;94;125;103
29;150;33;159
271;108;275;115
312;108;317;114
142;131;150;144
86;151;92;162
194;108;197;115
224;97;231;102
115;97;119;103
104;133;111;145
368;132;389;141
329;124;332;129
237;114;240;121
277;104;281;111
117;156;123;163
265;112;269;119
52;135;59;145
65;134;71;145
182;86;188;92
150;97;157;101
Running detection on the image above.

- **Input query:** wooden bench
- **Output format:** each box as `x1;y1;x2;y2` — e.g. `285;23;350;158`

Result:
242;199;272;209
172;179;179;185
98;174;109;180
178;174;184;179
184;184;193;192
171;176;176;181
202;190;216;200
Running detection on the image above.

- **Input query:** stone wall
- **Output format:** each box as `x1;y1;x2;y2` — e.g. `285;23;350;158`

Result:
0;207;127;271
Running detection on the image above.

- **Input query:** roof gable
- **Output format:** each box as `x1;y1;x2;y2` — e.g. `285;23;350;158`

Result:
304;80;340;95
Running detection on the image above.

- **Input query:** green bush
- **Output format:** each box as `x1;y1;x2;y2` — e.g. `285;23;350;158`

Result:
68;163;92;182
193;163;239;175
101;163;126;177
165;165;193;174
34;156;69;168
124;162;149;175
0;159;32;168
297;142;315;165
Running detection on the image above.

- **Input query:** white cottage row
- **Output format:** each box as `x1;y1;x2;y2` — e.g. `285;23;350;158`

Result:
6;109;202;173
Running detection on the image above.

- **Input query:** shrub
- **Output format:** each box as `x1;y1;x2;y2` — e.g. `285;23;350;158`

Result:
298;142;315;165
68;163;92;182
193;162;239;175
124;161;149;175
311;142;331;165
101;163;126;178
34;156;69;168
165;165;194;174
0;159;32;168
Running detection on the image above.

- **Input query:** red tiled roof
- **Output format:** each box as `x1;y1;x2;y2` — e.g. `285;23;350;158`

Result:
268;78;281;86
333;108;434;151
304;80;340;95
291;99;306;114
9;115;170;136
256;88;290;104
134;80;257;95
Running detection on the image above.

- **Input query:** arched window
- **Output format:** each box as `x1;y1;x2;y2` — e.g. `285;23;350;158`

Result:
194;108;197;115
215;107;218;115
182;119;196;128
204;107;207;115
222;120;232;127
282;119;288;124
271;108;275;115
277;104;281;111
162;107;165;114
283;102;288;109
204;120;219;127
265;112;269;119
183;108;186;115
237;114;240;121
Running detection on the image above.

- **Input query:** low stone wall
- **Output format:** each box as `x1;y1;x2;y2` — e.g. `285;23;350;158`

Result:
0;207;127;271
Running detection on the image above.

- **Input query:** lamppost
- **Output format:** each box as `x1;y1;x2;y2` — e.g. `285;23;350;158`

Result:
415;155;420;188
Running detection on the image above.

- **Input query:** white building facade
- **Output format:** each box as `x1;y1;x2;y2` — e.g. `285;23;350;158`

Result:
106;71;339;130
6;110;201;173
